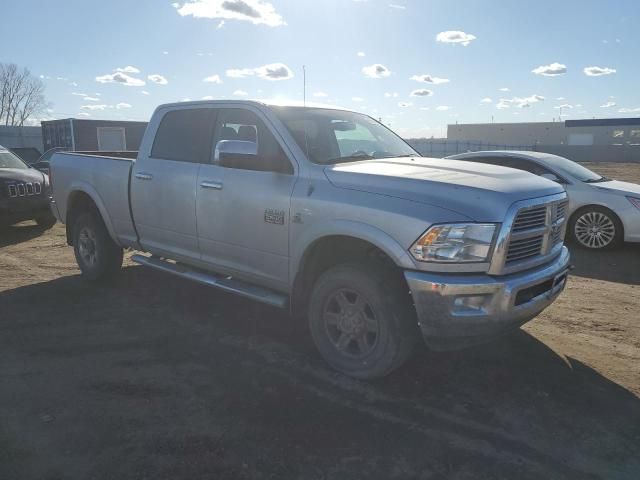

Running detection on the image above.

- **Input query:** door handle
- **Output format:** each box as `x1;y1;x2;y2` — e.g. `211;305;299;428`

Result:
135;172;153;180
200;180;223;190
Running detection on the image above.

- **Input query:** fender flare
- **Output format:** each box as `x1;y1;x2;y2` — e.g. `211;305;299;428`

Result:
66;181;122;247
290;219;417;286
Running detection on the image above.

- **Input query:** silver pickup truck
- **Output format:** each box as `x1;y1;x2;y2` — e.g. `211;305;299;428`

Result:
50;100;570;378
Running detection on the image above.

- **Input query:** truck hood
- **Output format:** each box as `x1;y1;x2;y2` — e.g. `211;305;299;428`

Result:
592;179;640;197
324;157;564;221
0;167;45;183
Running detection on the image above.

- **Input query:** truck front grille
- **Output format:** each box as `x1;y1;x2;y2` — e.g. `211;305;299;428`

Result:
7;182;42;197
504;198;567;269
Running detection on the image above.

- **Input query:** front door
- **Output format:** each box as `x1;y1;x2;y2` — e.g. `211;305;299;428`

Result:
196;107;297;290
131;107;215;261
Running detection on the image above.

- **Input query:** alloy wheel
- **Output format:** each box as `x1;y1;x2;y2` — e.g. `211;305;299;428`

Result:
574;211;616;249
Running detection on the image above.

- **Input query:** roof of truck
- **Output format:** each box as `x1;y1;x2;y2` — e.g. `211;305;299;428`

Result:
157;99;351;112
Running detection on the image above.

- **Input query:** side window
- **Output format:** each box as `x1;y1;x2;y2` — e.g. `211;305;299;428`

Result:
213;109;293;174
151;108;215;163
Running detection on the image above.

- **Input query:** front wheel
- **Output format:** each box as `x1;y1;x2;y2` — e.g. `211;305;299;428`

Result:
308;264;416;379
72;212;123;281
35;212;57;230
569;206;623;250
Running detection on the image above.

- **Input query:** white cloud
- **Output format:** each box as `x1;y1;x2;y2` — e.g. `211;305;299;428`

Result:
71;92;88;97
556;97;565;100
357;51;366;57
398;102;412;107
496;94;544;109
202;95;215;100
618;107;640;113
312;91;328;97
410;74;449;84
203;74;223;83
226;63;293;81
554;104;573;109
81;104;109;111
95;71;145;87
233;89;249;96
389;3;405;8
584;66;616;76
384;92;399;98
148;74;168;85
351;97;364;102
116;102;132;109
362;63;391;78
77;112;91;117
217;20;225;28
410;89;433;97
254;63;293;80
436;30;476;46
480;97;492;103
499;87;510;92
142;90;150;95
532;62;567;76
82;96;100;102
116;65;140;74
436;105;450;111
174;0;285;27
600;101;616;108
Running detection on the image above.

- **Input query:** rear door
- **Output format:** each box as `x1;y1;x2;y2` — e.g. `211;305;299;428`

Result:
196;106;297;290
131;107;216;261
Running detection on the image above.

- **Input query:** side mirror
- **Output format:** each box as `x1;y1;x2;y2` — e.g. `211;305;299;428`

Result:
540;172;562;183
214;140;258;168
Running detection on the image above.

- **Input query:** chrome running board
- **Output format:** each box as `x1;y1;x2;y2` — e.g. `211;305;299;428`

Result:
131;254;287;309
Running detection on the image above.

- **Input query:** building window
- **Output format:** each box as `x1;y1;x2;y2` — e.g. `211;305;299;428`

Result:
612;130;625;138
630;129;640;138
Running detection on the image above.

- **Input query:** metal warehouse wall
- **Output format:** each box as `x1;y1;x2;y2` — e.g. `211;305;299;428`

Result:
71;120;147;151
0;126;43;152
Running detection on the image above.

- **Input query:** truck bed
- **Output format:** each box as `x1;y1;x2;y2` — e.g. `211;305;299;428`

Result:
50;152;138;248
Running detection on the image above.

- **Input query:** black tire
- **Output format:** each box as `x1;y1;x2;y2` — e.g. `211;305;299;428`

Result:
35;212;57;230
72;212;123;281
308;263;416;379
569;206;623;250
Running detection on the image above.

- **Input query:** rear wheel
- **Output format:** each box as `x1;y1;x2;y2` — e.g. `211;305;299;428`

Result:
569;206;623;250
72;212;123;281
308;263;416;379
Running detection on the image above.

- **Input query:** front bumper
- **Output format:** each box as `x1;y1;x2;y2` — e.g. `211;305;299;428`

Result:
405;246;570;351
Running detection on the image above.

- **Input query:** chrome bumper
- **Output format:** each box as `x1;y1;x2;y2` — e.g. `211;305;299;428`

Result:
404;246;570;351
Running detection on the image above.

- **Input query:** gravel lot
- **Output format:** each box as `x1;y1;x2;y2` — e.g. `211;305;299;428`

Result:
1;163;639;479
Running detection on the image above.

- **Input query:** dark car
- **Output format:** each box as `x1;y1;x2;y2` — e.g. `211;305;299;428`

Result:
0;145;56;229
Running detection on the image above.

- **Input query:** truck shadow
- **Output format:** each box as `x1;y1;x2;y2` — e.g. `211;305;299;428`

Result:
0;223;51;248
1;266;639;479
568;242;640;285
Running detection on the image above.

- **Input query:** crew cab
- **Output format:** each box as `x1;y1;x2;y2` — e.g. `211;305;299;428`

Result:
50;101;571;378
1;145;56;229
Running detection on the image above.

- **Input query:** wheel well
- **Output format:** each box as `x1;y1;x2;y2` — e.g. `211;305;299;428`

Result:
291;235;408;319
568;204;624;237
65;191;100;245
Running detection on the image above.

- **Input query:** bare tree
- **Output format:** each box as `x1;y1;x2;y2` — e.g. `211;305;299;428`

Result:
0;63;48;126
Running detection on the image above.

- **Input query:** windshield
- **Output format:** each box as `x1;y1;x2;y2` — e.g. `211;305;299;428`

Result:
273;107;419;164
544;154;604;182
0;150;29;169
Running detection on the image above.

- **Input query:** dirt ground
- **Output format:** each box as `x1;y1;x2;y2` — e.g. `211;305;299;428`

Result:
1;163;639;480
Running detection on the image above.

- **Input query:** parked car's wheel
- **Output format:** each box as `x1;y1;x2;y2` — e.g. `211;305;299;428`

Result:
72;212;123;280
569;206;623;250
35;212;57;230
308;263;416;379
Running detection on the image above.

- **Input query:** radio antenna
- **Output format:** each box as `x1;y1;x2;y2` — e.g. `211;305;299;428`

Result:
303;65;306;107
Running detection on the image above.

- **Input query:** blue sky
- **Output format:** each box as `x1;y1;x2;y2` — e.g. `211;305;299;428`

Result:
4;0;638;137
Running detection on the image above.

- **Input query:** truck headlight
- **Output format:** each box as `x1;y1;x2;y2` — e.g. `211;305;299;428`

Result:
410;223;497;263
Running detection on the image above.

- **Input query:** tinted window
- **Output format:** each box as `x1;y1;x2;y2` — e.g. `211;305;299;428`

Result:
214;108;292;174
151;108;215;163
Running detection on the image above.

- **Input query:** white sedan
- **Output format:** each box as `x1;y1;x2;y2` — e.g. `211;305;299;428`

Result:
447;151;640;250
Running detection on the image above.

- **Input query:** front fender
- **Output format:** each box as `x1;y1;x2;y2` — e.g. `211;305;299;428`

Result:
290;219;417;286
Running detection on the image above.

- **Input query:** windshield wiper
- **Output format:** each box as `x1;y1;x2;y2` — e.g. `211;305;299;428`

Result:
583;176;610;183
